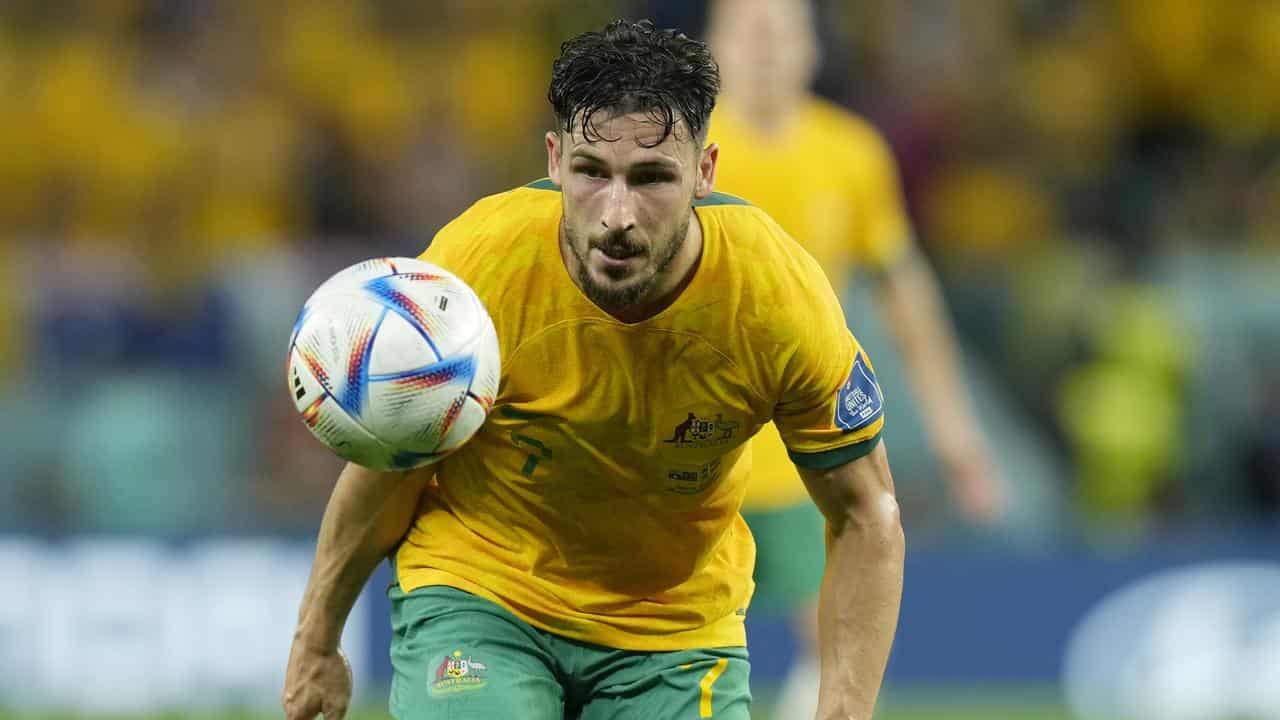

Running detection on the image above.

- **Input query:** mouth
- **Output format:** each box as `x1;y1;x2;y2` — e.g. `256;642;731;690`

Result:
589;244;644;274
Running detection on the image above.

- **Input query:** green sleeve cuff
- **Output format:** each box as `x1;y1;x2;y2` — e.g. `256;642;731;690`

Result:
786;431;882;471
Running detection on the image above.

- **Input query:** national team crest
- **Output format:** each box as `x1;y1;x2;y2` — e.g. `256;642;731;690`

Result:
663;412;740;449
430;650;489;696
835;353;884;432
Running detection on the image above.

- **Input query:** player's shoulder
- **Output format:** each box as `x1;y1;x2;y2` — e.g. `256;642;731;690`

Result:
436;181;558;244
424;181;559;269
701;196;835;320
708;204;849;377
688;189;771;260
703;194;818;270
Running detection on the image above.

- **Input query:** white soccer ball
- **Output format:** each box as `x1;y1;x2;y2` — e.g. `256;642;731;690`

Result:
286;257;500;470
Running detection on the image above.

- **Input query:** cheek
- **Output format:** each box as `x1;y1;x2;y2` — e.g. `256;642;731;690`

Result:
641;188;688;227
561;186;592;227
570;180;607;207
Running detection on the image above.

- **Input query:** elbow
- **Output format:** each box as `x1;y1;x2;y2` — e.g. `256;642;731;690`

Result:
832;490;905;559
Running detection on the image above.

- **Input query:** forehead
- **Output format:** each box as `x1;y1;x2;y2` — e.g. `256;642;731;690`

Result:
564;111;695;162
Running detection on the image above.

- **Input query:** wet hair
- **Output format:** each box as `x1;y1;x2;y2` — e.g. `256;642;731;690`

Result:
548;19;720;147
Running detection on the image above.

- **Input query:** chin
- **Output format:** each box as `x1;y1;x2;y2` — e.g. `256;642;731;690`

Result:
589;262;643;287
583;273;650;309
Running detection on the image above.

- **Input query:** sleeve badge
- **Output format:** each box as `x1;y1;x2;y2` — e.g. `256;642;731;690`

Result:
835;352;884;432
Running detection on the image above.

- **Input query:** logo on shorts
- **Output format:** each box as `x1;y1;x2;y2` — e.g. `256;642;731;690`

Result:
430;650;488;696
835;353;883;432
663;412;740;449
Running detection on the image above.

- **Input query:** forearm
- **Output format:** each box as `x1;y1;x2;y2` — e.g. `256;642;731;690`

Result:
295;462;428;651
801;444;905;720
816;499;905;720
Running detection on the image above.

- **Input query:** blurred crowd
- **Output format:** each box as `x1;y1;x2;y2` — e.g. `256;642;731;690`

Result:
0;0;1277;544
826;0;1280;536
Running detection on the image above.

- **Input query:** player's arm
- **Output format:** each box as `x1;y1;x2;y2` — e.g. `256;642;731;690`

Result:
283;462;430;720
873;249;1002;520
776;215;903;718
850;123;1003;522
799;441;903;720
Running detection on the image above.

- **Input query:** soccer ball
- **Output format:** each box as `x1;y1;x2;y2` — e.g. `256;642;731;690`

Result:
286;257;500;470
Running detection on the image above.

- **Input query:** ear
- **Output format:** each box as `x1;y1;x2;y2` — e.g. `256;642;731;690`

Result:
693;142;719;200
546;131;564;186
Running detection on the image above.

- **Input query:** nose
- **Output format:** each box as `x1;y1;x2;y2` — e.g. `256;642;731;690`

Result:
600;177;637;233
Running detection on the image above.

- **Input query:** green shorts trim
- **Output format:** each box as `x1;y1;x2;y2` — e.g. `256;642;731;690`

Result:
742;502;826;614
389;584;752;719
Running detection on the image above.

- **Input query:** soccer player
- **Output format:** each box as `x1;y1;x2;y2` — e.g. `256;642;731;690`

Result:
283;20;904;720
706;0;1005;716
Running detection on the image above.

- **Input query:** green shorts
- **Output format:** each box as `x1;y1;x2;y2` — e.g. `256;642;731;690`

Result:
389;584;752;719
741;502;826;615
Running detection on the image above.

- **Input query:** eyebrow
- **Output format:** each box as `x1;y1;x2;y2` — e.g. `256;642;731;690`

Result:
568;148;607;163
628;159;679;172
568;150;679;171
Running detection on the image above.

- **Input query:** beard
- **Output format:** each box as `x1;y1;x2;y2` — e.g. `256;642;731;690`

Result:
566;213;691;311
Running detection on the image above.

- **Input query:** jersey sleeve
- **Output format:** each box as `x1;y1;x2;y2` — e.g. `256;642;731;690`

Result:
773;261;885;470
848;123;913;274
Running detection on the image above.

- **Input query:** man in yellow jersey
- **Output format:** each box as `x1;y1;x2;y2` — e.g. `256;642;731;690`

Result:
705;0;1005;716
283;19;904;720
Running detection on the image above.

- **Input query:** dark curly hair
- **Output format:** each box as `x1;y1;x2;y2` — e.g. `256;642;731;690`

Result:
548;19;720;148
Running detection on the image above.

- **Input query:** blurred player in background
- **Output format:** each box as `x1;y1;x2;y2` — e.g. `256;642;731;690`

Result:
284;19;903;720
707;0;1006;715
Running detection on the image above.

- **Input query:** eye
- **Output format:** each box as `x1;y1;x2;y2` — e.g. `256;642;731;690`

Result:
633;170;671;185
575;164;605;179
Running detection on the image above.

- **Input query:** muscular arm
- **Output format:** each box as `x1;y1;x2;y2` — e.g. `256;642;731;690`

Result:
283;462;430;719
799;441;904;720
874;251;1002;520
295;462;428;647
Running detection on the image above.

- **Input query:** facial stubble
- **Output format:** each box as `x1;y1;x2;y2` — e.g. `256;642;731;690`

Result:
566;212;692;311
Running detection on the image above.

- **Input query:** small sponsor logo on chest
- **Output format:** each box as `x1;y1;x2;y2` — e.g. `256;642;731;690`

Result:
665;457;724;495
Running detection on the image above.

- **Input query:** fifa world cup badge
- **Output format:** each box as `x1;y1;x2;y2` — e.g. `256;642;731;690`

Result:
835;353;884;432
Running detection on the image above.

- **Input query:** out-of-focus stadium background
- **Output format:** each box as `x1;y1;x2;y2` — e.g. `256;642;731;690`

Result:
1;0;1279;718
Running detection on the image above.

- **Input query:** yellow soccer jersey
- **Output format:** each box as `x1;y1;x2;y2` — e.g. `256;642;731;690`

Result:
711;96;911;510
395;180;885;651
